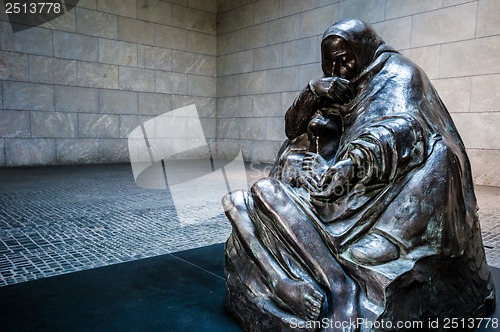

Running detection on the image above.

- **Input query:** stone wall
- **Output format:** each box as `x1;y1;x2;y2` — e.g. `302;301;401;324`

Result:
216;0;500;187
0;0;217;166
0;0;499;186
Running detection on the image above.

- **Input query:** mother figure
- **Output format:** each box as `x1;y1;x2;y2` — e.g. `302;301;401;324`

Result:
223;19;494;331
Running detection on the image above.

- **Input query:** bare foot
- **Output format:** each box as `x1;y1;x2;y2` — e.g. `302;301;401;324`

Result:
272;278;325;321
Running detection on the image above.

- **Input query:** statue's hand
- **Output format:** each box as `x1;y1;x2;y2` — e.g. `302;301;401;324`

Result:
309;77;355;105
301;152;329;183
299;152;332;193
302;159;355;200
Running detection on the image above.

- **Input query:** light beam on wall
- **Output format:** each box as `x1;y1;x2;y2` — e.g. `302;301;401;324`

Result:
128;104;248;225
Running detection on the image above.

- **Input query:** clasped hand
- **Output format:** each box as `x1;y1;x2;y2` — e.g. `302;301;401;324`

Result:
309;77;355;106
299;152;354;200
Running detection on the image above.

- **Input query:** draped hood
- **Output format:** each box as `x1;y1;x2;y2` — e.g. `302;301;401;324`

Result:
314;19;478;260
322;19;388;75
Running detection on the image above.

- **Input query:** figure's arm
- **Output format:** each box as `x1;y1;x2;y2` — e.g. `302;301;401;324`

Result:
344;116;427;184
285;84;320;140
285;77;355;140
301;116;427;201
301;133;414;200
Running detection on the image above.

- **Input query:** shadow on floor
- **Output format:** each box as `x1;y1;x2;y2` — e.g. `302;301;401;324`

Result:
1;243;499;331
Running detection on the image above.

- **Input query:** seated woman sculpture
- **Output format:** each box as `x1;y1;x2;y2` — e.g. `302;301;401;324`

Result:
222;19;495;331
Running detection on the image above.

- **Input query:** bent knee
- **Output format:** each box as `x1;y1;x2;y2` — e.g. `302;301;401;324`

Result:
221;190;245;211
251;177;288;205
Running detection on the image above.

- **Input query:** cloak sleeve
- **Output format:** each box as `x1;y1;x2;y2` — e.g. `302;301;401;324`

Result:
284;85;320;140
342;114;427;185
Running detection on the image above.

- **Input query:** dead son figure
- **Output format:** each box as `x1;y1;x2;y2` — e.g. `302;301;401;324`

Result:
222;19;495;332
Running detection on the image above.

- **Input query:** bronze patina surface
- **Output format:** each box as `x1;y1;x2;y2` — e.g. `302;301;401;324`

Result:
222;19;495;331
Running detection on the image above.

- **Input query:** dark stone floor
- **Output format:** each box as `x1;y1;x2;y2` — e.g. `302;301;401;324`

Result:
0;243;499;332
0;243;242;332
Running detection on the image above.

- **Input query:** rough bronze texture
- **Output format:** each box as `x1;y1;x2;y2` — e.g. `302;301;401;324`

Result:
222;19;495;331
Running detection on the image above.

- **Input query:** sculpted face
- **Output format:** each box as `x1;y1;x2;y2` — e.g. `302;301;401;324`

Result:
321;36;359;80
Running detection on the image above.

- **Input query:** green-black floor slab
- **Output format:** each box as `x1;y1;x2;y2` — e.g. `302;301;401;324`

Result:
0;243;241;332
1;243;500;331
171;242;226;279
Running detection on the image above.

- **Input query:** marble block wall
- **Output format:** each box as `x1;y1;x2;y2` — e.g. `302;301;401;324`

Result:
0;0;217;166
0;0;498;187
216;0;500;187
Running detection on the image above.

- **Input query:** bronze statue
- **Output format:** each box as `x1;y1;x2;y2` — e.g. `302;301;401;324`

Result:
222;19;495;331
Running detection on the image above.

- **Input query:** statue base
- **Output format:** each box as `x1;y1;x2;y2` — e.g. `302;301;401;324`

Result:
225;228;496;332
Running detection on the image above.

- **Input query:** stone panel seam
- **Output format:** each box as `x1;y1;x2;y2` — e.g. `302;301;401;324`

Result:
29;110;32;139
2;26;213;57
468;148;500;151
50;20;55;56
1;138;4;166
467;73;473;113
136;87;139;116
76;106;81;138
174;2;217;16
219;4;334;34
76;8;216;36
